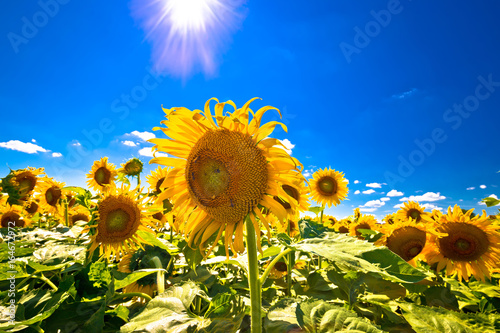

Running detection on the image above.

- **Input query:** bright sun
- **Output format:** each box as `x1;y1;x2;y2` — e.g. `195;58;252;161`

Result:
164;0;217;33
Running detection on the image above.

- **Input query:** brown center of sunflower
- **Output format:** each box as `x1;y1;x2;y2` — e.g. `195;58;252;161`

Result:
355;222;372;237
386;226;426;261
186;129;268;224
71;213;89;226
96;195;141;243
407;209;421;222
437;223;489;261
45;187;61;206
317;176;337;196
26;201;39;214
274;261;288;272
155;177;166;193
18;175;36;194
1;212;25;228
274;184;300;210
338;225;349;233
152;212;164;221
95;167;111;186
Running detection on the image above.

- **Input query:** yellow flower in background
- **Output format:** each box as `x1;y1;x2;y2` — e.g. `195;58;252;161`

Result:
0;204;31;228
23;198;40;217
309;168;348;208
87;185;156;259
273;179;310;220
69;205;92;226
322;215;338;229
354;207;361;220
117;245;172;301
150;97;304;257
395;201;431;223
382;213;397;225
349;214;378;239
37;177;65;215
11;167;45;201
146;166;170;195
86;157;118;193
421;205;500;282
276;218;300;238
119;157;144;177
377;220;429;266
335;218;352;234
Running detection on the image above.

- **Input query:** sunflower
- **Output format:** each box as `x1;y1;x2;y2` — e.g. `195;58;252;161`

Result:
376;220;429;266
149;97;304;257
349;214;378;239
146;166;170;195
23;198;40;217
119;158;144;177
1;204;31;228
353;208;361;220
421;205;500;281
117;245;172;300
276;218;300;238
395;201;431;224
69;205;92;226
86;157;118;193
322;215;338;229
383;213;397;225
309;168;348;208
86;185;156;259
273;179;310;220
37;177;65;215
1;167;45;204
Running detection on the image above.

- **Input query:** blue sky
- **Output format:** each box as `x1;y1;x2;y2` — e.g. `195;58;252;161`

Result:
1;0;499;219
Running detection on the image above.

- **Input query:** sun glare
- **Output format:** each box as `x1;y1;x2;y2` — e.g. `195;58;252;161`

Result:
131;0;246;79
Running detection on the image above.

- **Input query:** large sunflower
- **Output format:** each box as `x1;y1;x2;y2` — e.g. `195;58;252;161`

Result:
376;220;429;266
395;201;431;223
150;97;303;257
309;168;348;208
37;177;65;215
86;157;118;193
421;205;500;281
1;204;31;228
86;185;156;259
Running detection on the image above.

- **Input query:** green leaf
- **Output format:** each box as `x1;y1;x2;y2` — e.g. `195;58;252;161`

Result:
27;260;67;273
0;242;36;262
265;298;300;333
299;219;327;239
136;230;180;255
82;300;106;332
308;206;324;215
469;281;500;298
399;302;500;333
88;261;112;288
482;197;500;207
120;281;203;333
294;232;429;283
114;268;166;290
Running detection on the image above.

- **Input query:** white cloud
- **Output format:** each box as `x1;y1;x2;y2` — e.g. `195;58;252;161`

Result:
354;190;360;195
138;147;168;157
393;203;404;209
366;182;384;188
479;194;499;205
31;139;36;143
422;203;443;211
128;130;156;142
400;192;446;202
466;187;475;190
278;139;295;155
71;141;81;146
362;199;385;208
387;189;404;197
392;88;418;99
0;140;48;154
52;152;63;157
122;140;137;147
362;189;375;194
359;207;377;212
380;197;390;201
480;185;487;189
354;180;360;184
303;171;311;178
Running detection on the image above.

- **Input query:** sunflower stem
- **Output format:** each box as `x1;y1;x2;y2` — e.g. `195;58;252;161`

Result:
37;274;58;291
150;256;165;295
286;221;292;296
245;215;262;333
112;292;153;302
63;199;69;227
318;206;324;269
260;248;293;285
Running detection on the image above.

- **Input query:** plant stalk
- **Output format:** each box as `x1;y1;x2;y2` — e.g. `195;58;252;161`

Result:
245;215;262;333
150;256;165;295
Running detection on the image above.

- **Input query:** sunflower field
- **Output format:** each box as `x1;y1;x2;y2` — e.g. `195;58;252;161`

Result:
1;98;500;333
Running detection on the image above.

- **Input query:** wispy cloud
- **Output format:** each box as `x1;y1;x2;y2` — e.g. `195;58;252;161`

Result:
354;190;360;195
380;197;390;201
0;140;48;154
127;130;155;142
362;189;375;194
359;207;377;212
354;180;360;184
400;192;446;202
422;203;443;211
387;189;404;197
366;182;385;188
52;152;63;157
480;185;487;189
138;147;168;157
391;88;418;99
362;199;386;208
122;140;138;147
466;187;475;190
